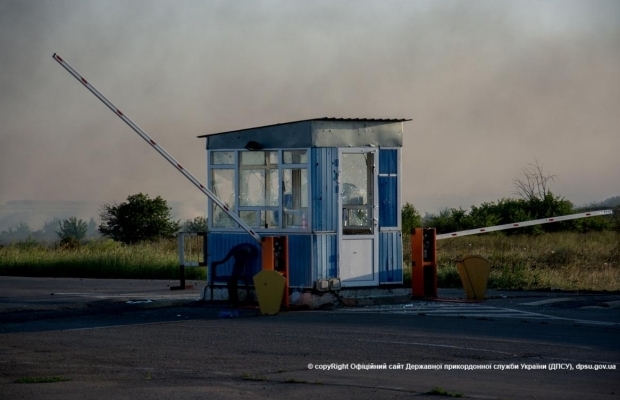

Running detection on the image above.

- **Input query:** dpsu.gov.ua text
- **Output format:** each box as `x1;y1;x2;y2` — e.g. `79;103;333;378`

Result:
307;363;617;371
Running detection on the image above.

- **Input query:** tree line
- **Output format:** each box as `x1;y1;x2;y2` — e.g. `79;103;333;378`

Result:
2;162;618;245
0;193;207;245
402;159;619;235
2;193;617;246
0;217;99;244
402;194;619;236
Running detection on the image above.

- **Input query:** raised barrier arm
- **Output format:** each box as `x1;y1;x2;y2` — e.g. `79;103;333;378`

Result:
53;53;261;243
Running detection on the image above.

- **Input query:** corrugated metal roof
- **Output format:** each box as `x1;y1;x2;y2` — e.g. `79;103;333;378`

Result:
197;117;411;138
317;117;411;122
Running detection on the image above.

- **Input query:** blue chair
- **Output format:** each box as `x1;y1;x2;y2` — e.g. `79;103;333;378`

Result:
210;243;259;304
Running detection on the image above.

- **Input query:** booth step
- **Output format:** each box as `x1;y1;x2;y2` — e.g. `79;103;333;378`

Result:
337;288;412;307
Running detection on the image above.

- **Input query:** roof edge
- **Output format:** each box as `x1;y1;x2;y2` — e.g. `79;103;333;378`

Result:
197;117;411;138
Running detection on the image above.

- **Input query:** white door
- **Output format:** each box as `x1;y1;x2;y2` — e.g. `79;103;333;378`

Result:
338;149;378;287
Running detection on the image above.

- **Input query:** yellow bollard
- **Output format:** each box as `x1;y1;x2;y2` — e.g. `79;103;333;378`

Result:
456;255;492;300
253;270;286;315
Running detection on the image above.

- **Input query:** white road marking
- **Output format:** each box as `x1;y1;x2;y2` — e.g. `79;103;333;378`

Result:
336;302;619;326
580;300;620;310
363;339;516;355
603;300;620;308
52;292;199;300
519;298;577;306
60;319;189;332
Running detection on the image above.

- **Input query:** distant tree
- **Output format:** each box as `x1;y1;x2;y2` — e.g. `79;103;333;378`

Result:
513;159;557;201
422;193;580;235
57;217;88;241
182;216;208;233
573;195;617;232
99;193;181;244
12;222;32;237
27;218;60;243
42;218;61;237
0;222;33;243
582;196;620;209
86;217;99;238
8;222;32;240
510;160;583;232
424;207;468;234
574;213;613;233
401;203;421;233
603;196;620;208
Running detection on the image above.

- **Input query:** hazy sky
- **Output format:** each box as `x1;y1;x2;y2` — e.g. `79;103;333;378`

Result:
1;0;618;223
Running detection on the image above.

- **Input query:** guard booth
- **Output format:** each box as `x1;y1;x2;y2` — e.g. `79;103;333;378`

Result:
199;118;410;296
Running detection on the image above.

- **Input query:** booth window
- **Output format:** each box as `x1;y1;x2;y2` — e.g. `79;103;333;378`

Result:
209;149;308;230
283;150;308;164
282;150;308;228
211;151;234;165
283;168;308;228
341;152;374;235
211;168;236;228
239;151;279;228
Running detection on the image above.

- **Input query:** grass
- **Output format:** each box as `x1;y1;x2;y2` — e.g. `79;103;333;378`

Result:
285;378;309;383
0;239;205;280
1;231;618;291
15;376;70;384
426;386;463;397
404;231;620;291
241;373;268;381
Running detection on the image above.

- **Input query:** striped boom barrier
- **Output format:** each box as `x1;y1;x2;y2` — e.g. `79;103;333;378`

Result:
436;210;613;240
53;53;261;243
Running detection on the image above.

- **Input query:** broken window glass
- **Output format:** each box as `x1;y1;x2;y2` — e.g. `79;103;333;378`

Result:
261;210;279;229
240;151;279;207
211;168;236;228
240;169;279;206
341;152;373;235
211;151;234;165
240;210;258;227
283;150;307;164
208;149;308;230
241;151;277;166
283;168;308;228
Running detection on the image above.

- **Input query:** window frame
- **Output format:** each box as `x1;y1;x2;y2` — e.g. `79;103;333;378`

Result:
207;148;310;233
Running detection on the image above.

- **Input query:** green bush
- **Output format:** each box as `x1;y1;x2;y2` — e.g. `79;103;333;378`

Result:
422;193;608;235
99;193;181;244
401;203;421;234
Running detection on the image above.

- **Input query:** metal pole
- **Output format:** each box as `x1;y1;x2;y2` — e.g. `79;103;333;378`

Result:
436;210;613;240
52;53;261;243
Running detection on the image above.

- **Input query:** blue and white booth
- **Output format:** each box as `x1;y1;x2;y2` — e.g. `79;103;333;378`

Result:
199;118;410;290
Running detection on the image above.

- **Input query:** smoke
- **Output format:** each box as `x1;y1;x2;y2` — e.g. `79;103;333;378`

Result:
0;0;618;226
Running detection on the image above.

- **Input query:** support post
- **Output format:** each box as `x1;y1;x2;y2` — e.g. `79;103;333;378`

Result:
411;228;437;298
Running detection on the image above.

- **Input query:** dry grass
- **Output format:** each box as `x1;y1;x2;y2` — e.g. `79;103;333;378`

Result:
0;239;205;280
2;232;618;291
404;231;620;291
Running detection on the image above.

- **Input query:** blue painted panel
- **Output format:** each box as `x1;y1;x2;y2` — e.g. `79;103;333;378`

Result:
287;235;312;287
379;149;397;175
379;176;398;227
312;233;338;281
379;231;403;284
207;232;261;285
208;232;313;288
311;148;338;232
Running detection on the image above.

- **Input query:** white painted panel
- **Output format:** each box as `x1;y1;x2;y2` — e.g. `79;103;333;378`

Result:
341;238;375;286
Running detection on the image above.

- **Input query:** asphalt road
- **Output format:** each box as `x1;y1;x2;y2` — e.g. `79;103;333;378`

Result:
1;277;619;399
